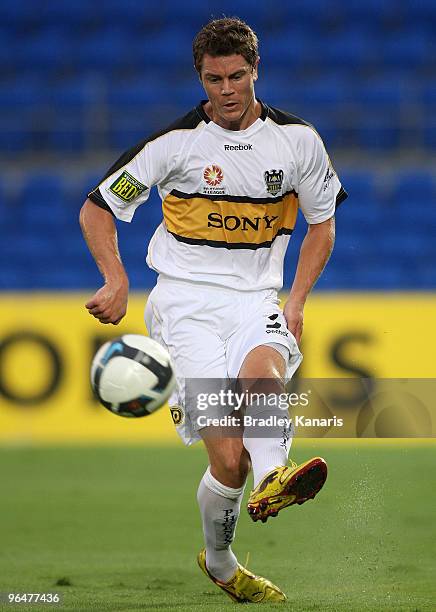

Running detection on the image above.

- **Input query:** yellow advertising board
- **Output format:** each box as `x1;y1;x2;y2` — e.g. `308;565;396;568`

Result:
0;292;435;444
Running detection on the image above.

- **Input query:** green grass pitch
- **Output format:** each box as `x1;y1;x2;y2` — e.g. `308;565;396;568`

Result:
0;442;434;611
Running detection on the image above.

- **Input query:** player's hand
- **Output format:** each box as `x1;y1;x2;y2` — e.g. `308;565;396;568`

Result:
85;280;128;325
283;299;304;346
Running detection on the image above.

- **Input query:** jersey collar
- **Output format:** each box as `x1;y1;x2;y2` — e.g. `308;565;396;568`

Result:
196;99;269;130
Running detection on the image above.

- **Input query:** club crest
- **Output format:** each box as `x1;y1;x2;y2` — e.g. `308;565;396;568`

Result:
264;169;284;196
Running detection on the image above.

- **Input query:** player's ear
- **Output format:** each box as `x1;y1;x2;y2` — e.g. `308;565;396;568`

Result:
196;66;204;86
252;56;260;81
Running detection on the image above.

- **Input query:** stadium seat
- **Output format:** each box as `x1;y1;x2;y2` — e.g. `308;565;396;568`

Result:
389;171;434;205
51;77;98;110
107;113;155;151
14;30;72;72
339;171;377;204
289;77;348;108
278;0;343;28
0;114;34;153
401;0;436;20
341;0;398;23
423;123;436;150
322;30;379;70
75;30;133;71
381;33;430;70
21;173;65;206
422;84;436;107
47;118;87;154
358;78;408;108
356;116;401;151
0;78;47;111
0;0;36;25
107;81;163;109
260;33;314;69
131;29;193;71
416;264;436;288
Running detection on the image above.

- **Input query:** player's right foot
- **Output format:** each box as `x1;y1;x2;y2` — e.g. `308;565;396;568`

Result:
247;457;328;522
197;549;286;603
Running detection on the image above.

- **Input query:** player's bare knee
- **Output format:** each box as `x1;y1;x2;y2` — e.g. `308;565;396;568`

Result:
244;376;284;397
225;456;249;480
238;346;287;392
212;448;250;487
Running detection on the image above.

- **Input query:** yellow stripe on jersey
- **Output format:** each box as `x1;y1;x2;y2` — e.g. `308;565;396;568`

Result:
162;191;299;249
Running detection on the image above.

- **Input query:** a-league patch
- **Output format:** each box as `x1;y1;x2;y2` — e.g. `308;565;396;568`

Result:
109;171;147;202
170;406;184;425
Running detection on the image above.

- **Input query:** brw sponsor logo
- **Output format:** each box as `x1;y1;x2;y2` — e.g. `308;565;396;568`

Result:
109;171;146;202
208;213;279;231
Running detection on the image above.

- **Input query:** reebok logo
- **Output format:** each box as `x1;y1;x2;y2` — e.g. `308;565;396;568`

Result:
224;144;253;151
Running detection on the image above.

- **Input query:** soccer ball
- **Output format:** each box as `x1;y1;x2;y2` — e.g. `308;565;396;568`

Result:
91;334;175;418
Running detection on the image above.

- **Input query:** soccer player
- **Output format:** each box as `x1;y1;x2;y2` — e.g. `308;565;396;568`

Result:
80;17;347;603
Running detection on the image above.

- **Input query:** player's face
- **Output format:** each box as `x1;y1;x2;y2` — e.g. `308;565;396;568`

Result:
200;54;259;130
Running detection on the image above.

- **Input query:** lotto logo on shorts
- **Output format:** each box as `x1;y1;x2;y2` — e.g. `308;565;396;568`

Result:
109;171;147;202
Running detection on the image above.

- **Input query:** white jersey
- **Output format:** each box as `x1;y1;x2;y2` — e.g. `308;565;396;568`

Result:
89;100;347;291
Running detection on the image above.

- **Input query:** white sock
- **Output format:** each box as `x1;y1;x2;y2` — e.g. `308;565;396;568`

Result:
197;467;245;582
243;395;293;488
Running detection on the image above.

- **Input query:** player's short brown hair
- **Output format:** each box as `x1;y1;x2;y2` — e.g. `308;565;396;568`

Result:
193;17;258;74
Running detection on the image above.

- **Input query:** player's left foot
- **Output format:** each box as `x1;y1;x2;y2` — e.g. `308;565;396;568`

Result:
197;549;286;603
247;457;328;522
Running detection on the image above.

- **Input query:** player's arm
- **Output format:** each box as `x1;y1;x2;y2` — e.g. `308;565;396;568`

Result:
283;217;335;344
79;198;129;325
283;125;347;344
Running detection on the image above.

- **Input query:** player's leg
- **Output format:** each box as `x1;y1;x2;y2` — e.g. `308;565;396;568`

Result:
226;290;327;522
197;430;286;603
197;433;249;582
239;344;327;521
145;279;251;585
145;280;287;601
238;344;293;488
201;431;250;488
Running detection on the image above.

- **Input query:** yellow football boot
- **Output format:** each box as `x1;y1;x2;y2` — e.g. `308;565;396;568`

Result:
197;549;286;603
247;457;328;522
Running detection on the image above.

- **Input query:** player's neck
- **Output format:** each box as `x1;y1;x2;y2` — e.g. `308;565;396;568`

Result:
204;98;261;131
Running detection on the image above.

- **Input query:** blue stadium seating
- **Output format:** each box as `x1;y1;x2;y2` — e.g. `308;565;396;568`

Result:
358;78;410;108
0;0;436;290
381;32;430;70
390;172;435;204
14;32;71;72
0;166;435;291
0;0;434;155
322;30;380;70
423;123;436;150
356;116;401;151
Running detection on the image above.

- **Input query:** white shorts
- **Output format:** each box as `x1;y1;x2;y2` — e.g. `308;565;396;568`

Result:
144;275;302;445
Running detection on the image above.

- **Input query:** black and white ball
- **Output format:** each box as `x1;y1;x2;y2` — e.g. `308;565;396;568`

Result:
91;335;175;417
